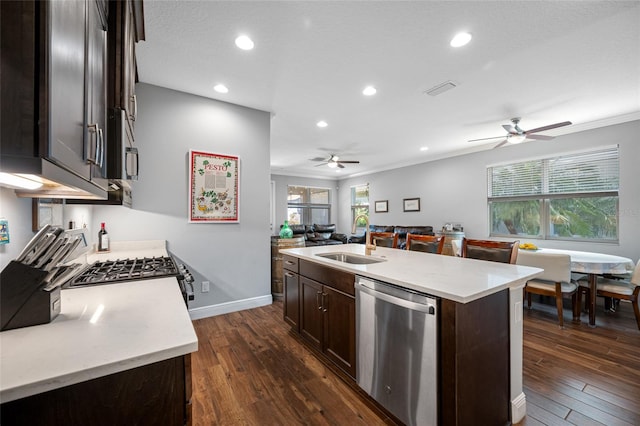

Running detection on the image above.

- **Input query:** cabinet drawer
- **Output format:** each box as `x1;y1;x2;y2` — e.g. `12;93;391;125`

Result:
300;260;355;296
282;255;299;273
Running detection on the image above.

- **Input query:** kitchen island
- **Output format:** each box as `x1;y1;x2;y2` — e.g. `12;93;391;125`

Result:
281;243;542;425
0;241;198;425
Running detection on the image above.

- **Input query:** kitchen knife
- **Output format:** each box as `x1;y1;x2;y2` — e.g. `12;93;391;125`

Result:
23;233;57;266
15;224;52;263
33;236;68;269
44;236;82;272
43;263;83;291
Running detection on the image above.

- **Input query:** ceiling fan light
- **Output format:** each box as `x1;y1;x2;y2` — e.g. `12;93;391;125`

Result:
508;134;526;144
450;32;472;47
235;35;254;50
327;161;338;168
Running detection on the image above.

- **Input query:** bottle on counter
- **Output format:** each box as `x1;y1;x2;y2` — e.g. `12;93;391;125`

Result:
279;220;293;239
98;222;110;252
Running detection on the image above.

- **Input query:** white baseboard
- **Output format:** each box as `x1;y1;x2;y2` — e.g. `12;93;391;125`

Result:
188;294;273;320
511;392;527;423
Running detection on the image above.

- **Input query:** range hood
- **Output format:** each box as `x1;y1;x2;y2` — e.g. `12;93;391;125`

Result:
0;157;107;200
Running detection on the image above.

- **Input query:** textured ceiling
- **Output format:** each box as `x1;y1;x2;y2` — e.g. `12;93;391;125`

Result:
136;1;640;179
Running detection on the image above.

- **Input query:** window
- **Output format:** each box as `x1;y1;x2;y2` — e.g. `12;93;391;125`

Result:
351;184;369;229
287;186;331;225
488;147;619;242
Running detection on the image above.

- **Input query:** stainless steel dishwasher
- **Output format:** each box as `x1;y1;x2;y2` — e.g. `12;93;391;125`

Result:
355;275;438;426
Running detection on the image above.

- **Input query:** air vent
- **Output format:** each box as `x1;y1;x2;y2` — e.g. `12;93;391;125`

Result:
424;81;457;96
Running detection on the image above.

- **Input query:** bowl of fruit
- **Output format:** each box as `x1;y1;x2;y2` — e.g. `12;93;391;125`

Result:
519;242;539;251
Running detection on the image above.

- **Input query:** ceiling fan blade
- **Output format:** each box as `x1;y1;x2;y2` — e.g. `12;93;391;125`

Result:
493;139;509;149
468;135;506;143
337;160;359;164
502;124;517;134
314;162;328;167
337;163;345;169
310;156;328;162
526;121;572;134
526;134;554;141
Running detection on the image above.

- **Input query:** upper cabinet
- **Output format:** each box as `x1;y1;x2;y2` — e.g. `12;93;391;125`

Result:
0;0;108;198
106;0;144;182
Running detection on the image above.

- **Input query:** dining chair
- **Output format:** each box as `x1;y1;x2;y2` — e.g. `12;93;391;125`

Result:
517;251;577;328
405;234;445;254
370;232;398;248
576;260;640;330
461;238;519;264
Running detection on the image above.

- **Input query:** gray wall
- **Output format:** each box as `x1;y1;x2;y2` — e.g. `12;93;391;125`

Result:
92;83;272;308
270;174;339;235
337;120;640;262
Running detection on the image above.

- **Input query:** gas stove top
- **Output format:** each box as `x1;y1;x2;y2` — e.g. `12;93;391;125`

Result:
68;256;181;288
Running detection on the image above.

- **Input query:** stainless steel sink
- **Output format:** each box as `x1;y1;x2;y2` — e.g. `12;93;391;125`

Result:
315;252;386;264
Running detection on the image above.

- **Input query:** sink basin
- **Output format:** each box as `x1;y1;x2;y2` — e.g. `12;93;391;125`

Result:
316;252;386;264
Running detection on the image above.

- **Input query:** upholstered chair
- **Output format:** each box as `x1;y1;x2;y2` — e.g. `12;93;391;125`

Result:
461;238;519;264
517;251;577;328
370;232;398;248
406;234;445;254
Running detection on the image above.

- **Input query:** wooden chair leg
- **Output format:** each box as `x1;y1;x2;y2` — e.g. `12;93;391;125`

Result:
632;299;640;331
555;296;564;328
555;283;564;328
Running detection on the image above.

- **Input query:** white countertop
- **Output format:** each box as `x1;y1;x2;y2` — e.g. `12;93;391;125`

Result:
281;244;543;303
0;241;198;403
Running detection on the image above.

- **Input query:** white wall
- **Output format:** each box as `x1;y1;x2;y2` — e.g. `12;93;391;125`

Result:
270;174;339;234
0;189;37;270
92;84;272;309
338;120;640;262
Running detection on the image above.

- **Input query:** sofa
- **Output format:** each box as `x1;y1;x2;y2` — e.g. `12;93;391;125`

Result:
289;224;348;247
350;225;434;249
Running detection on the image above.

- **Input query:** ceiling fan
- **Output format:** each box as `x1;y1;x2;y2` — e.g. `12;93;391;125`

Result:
310;154;360;169
468;117;572;149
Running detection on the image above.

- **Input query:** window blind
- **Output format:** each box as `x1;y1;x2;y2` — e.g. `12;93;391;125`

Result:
488;147;619;198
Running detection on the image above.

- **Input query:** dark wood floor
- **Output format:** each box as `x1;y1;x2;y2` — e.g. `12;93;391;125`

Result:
191;297;640;425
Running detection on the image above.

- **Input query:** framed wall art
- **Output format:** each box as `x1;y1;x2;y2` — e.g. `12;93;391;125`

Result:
403;198;420;212
189;150;240;223
374;200;389;213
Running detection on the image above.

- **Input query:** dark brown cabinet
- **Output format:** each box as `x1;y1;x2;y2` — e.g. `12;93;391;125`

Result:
287;259;356;379
106;0;143;190
0;0;108;196
0;354;192;426
283;255;300;331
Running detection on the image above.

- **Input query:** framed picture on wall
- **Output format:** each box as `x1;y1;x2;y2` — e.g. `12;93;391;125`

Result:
403;198;420;212
375;200;389;213
189;150;240;223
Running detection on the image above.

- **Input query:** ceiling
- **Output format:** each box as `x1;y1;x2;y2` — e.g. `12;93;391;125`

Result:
136;1;640;179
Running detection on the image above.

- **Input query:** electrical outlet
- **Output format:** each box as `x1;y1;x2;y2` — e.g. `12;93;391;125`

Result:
202;281;210;293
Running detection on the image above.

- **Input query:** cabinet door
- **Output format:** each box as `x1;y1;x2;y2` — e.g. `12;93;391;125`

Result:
123;0;137;127
86;0;108;189
48;0;90;179
323;286;356;378
283;270;299;331
299;277;323;351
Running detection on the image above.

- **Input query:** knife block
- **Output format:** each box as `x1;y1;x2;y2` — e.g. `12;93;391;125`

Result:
1;261;61;331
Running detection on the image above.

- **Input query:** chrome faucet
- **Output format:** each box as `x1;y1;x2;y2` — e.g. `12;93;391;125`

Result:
352;214;376;255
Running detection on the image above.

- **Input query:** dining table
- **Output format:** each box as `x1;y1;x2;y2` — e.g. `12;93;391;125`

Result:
519;248;635;327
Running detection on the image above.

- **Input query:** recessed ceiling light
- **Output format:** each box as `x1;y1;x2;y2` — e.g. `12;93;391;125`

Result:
450;32;472;47
316;121;328;128
213;84;229;93
362;86;377;96
420;147;429;151
235;35;254;50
